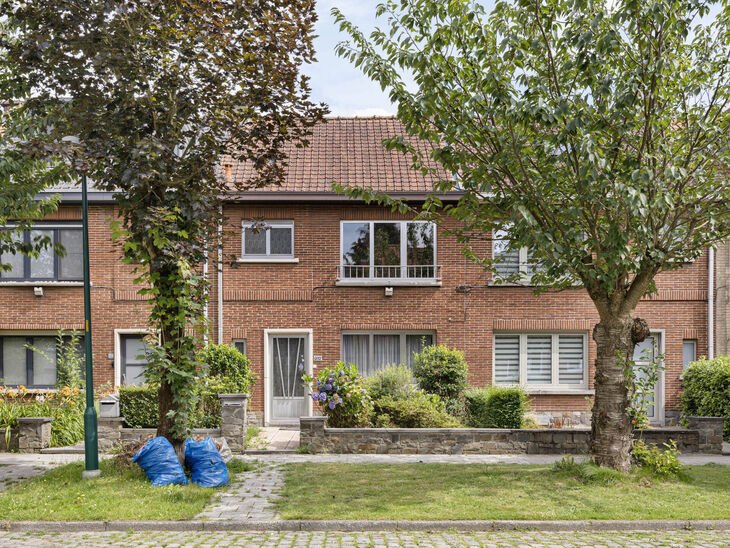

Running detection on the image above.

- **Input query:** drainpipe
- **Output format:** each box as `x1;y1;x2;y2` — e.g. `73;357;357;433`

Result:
202;237;209;345
217;205;224;345
709;246;715;359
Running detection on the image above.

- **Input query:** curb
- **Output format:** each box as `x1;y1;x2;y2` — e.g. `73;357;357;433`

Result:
2;520;730;533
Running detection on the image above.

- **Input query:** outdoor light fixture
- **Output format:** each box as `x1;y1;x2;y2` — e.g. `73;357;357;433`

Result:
384;287;393;297
33;286;44;297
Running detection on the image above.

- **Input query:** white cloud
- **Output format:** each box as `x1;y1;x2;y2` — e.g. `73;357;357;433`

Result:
348;107;396;117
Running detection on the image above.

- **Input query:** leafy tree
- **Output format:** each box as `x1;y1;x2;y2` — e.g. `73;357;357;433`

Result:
333;0;730;470
1;0;326;447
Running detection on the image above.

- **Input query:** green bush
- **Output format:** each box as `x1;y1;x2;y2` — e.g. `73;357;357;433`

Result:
463;386;529;428
198;344;256;394
632;440;682;477
303;362;373;427
118;386;159;428
374;391;461;428
364;363;418;402
412;344;468;414
680;356;730;440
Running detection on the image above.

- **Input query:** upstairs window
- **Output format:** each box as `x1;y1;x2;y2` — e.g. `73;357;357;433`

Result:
340;221;437;280
492;228;545;282
0;226;83;282
241;221;294;260
494;333;587;389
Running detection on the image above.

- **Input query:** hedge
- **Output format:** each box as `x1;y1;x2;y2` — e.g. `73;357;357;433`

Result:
463;386;530;429
118;386;159;428
680;356;730;440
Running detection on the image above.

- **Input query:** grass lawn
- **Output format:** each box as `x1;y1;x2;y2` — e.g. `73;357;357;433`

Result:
277;462;730;520
0;458;255;521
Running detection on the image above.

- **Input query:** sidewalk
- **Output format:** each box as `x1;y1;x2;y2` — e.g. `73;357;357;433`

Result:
0;453;83;492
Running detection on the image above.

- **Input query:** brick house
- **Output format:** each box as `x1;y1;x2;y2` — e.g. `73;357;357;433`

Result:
0;117;711;426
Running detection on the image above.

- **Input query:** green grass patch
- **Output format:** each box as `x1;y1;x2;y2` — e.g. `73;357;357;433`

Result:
246;426;261;440
0;457;254;521
277;462;730;520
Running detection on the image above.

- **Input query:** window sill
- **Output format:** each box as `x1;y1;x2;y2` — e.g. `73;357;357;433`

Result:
336;279;442;287
524;388;595;396
0;281;86;287
235;258;299;264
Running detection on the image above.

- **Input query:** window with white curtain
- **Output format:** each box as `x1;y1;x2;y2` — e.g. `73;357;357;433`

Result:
341;331;434;376
493;333;587;389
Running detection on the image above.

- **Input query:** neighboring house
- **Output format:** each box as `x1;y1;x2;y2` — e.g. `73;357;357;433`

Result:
714;239;730;357
0;117;711;426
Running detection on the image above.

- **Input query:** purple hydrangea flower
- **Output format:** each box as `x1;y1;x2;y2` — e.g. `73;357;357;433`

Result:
325;383;332;391
319;392;327;402
328;400;336;410
328;377;334;383
311;392;320;401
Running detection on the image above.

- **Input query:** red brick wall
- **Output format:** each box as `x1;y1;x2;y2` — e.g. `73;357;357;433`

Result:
0;202;709;424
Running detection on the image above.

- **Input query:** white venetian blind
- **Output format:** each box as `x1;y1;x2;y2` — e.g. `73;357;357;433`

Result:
494;335;520;383
558;335;584;384
526;335;552;384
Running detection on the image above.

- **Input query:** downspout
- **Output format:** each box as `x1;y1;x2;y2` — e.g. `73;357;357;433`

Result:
202;236;209;345
709;246;715;359
217;205;224;345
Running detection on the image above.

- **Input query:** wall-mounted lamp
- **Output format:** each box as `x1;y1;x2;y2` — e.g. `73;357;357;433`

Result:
33;286;44;297
384;287;393;297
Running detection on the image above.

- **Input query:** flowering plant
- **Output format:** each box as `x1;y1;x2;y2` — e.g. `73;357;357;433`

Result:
302;362;373;427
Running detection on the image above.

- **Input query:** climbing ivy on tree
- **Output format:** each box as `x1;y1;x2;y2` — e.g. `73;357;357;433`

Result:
333;0;730;470
1;0;326;446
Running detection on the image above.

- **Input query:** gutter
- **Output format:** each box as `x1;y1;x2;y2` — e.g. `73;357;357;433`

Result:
709;246;715;359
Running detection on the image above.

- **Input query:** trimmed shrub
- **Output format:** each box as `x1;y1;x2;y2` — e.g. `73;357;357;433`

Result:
680;356;730;440
463;386;529;428
198;344;256;394
304;362;373;427
118;385;159;428
364;363;418;402
374;391;461;428
412;344;468;414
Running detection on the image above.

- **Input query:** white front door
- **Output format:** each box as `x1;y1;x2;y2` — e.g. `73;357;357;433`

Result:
633;333;665;426
265;330;311;425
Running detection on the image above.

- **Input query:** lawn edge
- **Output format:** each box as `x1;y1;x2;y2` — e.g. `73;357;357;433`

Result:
2;520;730;533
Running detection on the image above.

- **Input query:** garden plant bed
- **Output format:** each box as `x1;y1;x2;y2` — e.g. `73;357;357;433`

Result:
0;458;255;521
276;462;730;521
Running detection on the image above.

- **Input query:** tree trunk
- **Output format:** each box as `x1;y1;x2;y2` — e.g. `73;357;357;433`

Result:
590;315;636;472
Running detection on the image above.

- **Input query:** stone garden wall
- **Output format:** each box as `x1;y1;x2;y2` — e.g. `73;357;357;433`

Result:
300;416;725;455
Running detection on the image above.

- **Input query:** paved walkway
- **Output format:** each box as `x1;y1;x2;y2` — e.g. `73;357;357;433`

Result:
251;427;300;451
196;461;284;521
0;453;83;492
0;530;728;547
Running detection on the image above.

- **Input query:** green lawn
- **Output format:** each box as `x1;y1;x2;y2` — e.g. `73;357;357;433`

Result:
277;463;730;520
0;458;256;521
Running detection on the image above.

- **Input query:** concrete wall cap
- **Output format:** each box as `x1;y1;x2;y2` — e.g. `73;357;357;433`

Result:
17;417;53;424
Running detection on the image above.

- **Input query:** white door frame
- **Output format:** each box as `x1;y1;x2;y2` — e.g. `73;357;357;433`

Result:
263;329;313;426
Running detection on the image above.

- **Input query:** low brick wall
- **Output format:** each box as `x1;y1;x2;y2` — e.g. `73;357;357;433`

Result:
300;417;721;455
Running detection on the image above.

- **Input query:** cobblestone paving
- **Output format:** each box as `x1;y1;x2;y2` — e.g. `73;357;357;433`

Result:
1;530;729;547
196;462;284;521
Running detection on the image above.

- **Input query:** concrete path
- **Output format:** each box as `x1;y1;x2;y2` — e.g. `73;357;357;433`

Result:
0;453;83;492
196;461;283;521
0;529;728;547
252;427;300;451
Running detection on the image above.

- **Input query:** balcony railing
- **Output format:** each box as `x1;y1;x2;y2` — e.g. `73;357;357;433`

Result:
336;264;442;285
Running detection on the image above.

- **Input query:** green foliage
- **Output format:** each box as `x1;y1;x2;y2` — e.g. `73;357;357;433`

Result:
364;363;418;402
118;386;159;429
623;346;665;430
374;391;461;428
412;344;468;414
1;0;326;443
632;440;682;477
54;330;85;390
303;362;373;428
680;356;730;440
463;386;530;429
198;344;256;394
552;457;625;486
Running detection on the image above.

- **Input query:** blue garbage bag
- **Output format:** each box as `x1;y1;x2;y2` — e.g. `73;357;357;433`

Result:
132;436;188;486
184;436;229;487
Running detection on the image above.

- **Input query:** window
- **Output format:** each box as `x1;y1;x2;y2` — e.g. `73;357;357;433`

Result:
0;334;83;388
492;229;545;282
241;221;294;259
120;334;150;386
493;333;587;389
633;333;662;418
340;221;437;280
0;226;83;282
233;339;247;356
682;340;696;370
341;331;434;376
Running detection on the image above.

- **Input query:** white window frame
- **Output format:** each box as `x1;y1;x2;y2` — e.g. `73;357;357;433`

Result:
114;329;155;387
338;220;439;285
341;330;436;373
491;229;540;285
240;220;296;262
492;332;590;393
682;339;697;371
632;330;666;425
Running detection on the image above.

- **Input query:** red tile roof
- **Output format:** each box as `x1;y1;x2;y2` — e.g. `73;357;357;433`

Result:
224;116;449;194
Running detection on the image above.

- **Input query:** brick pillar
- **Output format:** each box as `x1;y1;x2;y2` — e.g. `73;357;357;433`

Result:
688;416;725;454
219;394;248;453
18;417;53;453
300;416;327;452
98;417;125;451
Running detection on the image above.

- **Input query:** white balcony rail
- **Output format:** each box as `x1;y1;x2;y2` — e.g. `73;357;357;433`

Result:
337;264;442;281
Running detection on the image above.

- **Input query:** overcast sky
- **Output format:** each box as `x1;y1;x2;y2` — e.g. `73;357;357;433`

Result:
304;1;724;116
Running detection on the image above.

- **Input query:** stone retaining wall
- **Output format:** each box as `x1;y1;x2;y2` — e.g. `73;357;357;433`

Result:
300;416;724;455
